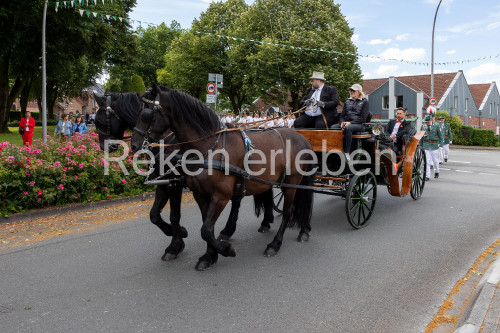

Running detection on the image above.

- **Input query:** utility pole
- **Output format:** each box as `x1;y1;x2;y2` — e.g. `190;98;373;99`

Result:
41;0;48;142
431;0;443;99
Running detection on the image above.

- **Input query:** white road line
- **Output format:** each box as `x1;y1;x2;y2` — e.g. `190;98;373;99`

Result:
479;173;495;176
440;168;451;171
456;170;473;173
450;161;471;164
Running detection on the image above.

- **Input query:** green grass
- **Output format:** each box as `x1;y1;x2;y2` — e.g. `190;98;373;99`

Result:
1;126;57;146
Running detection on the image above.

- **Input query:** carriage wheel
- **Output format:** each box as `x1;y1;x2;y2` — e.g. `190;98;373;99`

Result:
272;190;284;214
410;146;426;200
345;171;377;229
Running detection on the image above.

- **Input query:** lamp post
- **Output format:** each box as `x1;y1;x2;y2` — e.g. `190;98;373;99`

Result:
41;0;48;142
431;0;443;99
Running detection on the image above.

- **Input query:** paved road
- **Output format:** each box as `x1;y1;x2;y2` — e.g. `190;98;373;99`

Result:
1;149;499;333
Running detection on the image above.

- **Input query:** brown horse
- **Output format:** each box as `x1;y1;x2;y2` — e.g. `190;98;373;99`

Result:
131;86;314;271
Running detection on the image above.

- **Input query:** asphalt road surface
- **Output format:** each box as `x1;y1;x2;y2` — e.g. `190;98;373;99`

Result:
1;149;499;333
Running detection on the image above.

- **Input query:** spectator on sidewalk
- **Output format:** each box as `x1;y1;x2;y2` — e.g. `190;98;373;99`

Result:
19;111;35;146
54;114;73;139
72;115;88;135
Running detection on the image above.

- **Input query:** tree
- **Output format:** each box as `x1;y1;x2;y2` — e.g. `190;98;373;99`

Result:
157;0;252;113
129;74;146;93
233;0;362;111
0;0;137;133
105;21;182;91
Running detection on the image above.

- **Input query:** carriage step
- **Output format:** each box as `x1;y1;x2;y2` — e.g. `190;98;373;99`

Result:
352;134;372;139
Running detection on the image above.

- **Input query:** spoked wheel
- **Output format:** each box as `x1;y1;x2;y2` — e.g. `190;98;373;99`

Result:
410;146;426;200
345;171;377;229
272;190;284;214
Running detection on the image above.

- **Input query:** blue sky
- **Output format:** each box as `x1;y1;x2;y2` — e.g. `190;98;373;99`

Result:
129;0;500;86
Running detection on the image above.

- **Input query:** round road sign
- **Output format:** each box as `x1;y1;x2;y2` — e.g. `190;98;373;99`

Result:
429;97;437;106
207;82;216;94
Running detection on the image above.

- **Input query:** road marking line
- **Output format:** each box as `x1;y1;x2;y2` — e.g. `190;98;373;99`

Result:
440;168;451;171
479;173;495;176
450;161;471;164
456;170;473;173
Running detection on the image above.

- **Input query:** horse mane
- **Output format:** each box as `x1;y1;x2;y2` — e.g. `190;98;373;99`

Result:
157;86;220;135
110;92;141;129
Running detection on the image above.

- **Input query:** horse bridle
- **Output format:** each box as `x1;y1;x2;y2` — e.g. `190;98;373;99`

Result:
96;95;122;138
135;94;171;150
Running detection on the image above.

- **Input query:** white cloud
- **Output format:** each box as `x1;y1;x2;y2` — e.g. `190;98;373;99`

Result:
487;22;500;30
423;0;454;13
395;33;409;41
467;62;500;82
448;21;483;33
375;65;399;77
362;72;372;79
446;49;456;55
367;38;392;45
379;47;426;61
351;34;359;43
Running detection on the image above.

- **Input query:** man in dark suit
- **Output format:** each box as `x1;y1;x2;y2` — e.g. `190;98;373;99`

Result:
386;107;411;154
294;71;339;128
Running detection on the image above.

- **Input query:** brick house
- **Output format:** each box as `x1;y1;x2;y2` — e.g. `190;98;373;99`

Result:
469;82;500;135
362;71;500;132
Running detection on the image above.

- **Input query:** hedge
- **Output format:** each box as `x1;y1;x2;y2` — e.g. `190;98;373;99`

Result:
471;128;498;146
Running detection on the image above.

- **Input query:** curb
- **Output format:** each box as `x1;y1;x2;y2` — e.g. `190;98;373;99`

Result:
451;145;500;151
454;257;500;333
1;192;156;225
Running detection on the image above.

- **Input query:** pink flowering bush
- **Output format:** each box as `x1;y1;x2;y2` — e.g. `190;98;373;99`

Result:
0;133;152;217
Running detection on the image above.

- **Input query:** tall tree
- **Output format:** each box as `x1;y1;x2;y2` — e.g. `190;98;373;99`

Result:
0;0;137;133
234;0;362;111
157;0;252;113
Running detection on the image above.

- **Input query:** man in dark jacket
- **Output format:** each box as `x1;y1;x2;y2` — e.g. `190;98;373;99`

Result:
294;71;339;129
386;107;411;154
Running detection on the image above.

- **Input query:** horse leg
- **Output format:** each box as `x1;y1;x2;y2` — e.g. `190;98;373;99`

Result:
257;189;274;233
217;196;242;241
162;183;187;261
194;194;235;271
149;184;188;239
263;188;295;257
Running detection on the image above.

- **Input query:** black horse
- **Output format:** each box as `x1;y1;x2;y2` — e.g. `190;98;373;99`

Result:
131;86;314;271
94;92;275;261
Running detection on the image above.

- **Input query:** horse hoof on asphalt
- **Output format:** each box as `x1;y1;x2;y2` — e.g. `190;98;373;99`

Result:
195;260;213;271
220;241;236;257
297;232;309;243
258;226;270;233
180;227;188;238
263;247;278;257
161;252;178;261
217;234;230;241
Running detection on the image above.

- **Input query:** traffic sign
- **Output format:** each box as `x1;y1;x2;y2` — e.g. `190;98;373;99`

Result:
207;82;216;94
429;97;437;106
206;95;216;104
208;73;223;82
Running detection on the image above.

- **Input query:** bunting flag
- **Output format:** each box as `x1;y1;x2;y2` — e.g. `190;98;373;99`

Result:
49;4;500;67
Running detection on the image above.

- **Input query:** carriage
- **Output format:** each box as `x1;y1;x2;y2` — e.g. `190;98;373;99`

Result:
271;121;427;229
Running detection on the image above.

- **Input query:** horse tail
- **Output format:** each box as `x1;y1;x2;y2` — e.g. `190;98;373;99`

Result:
289;166;314;229
253;188;272;217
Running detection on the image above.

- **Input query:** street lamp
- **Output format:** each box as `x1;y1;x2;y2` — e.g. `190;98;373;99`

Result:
41;0;48;142
431;0;443;99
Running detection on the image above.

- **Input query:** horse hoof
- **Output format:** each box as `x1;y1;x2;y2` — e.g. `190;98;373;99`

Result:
195;260;212;271
217;234;230;241
297;232;310;243
263;247;278;257
220;241;236;257
258;226;270;233
161;252;178;261
180;227;188;238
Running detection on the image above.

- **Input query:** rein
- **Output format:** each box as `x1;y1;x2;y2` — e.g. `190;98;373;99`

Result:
148;105;308;148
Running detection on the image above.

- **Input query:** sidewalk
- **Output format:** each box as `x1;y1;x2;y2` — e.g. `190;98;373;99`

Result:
451;145;500;151
430;240;500;333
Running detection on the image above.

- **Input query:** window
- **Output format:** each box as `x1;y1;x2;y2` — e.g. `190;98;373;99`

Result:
454;96;458;109
490;103;493;115
465;98;468;113
382;96;389;110
396;95;403;108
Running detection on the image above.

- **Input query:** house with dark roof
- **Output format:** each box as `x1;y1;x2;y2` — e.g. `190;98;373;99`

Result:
362;71;496;130
469;82;499;134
